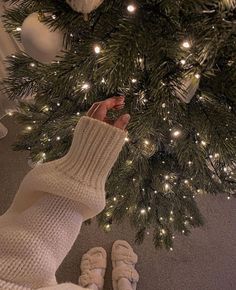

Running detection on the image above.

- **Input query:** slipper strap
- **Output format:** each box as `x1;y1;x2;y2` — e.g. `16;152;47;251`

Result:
81;253;106;271
113;265;139;283
79;270;104;289
112;250;138;265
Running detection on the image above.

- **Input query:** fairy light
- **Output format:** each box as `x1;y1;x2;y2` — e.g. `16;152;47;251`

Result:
26;126;32;131
160;217;163;221
188;161;193;166
172;130;182;138
42;106;49;112
94;45;101;54
164;183;170;191
57;102;61;106
184;179;189;184
8;112;13;116
140;209;146;215
165;175;170;180
131;78;137;83
52;15;56;20
195;73;201;79
170;247;173;251
182;41;191;48
101;78;106;83
144;139;150;145
125;137;130;142
180;59;186;65
227;196;231;200
15;27;21;32
113;197;117;201
82;83;90;90
161;229;166;235
182;230;185;234
30;62;36;68
105;224;111;230
201;140;207;146
56;136;61;141
170;217;174;222
127;4;136;13
126;160;133;165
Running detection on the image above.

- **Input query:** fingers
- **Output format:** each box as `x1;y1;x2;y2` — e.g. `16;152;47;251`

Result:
91;96;125;121
86;103;100;117
113;114;130;130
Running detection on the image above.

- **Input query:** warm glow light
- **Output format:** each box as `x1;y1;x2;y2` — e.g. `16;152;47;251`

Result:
82;83;90;90
140;209;146;215
26;126;32;131
180;59;186;65
30;62;36;67
172;130;181;138
182;41;191;48
15;27;21;31
195;73;201;79
56;136;61;141
127;4;136;12
131;78;137;83
94;45;101;54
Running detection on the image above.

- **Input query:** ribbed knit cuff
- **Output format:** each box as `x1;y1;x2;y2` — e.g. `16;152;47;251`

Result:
15;117;127;220
56;116;127;190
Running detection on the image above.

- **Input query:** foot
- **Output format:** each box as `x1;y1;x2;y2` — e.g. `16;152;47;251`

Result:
78;247;107;290
112;240;139;290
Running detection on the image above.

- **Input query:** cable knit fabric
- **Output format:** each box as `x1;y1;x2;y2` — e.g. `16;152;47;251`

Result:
0;117;127;290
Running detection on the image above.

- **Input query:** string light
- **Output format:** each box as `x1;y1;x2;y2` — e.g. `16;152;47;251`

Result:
170;247;173;251
52;15;56;20
125;137;130;142
180;59;186;65
172;130;182;138
42;106;49;112
144;139;150;145
195;73;201;79
164;183;170;191
15;27;21;31
94;45;101;54
184;180;189;184
140;209;146;215
30;62;36;67
26;126;32;131
182;41;191;48
8;112;13;116
57;102;61;106
201;140;207;146
113;197;117;201
126;160;133;165
56;136;61;141
227;196;231;200
127;4;136;13
82;83;90;90
131;78;137;83
161;229;166;235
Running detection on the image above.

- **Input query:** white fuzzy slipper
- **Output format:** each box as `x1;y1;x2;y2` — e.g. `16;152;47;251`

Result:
78;247;107;290
112;240;139;290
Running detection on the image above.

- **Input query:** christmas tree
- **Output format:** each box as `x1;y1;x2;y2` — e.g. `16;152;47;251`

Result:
2;0;236;250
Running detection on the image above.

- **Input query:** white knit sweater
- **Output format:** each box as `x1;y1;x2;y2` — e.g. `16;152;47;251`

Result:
0;117;127;290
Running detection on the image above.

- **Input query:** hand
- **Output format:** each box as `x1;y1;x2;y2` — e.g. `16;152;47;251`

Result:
86;96;130;130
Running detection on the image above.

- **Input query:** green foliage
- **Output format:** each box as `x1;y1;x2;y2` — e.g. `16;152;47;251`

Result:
2;0;236;249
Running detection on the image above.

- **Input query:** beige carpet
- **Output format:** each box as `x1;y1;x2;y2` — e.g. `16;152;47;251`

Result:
0;116;236;290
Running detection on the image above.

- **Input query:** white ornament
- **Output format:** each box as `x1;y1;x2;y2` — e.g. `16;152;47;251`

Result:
21;13;64;64
175;75;200;104
66;0;104;15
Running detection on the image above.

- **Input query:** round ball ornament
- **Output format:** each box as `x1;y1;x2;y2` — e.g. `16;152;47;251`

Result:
21;13;64;64
66;0;104;19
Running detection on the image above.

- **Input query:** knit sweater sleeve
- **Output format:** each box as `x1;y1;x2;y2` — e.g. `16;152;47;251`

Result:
0;194;87;290
0;117;127;290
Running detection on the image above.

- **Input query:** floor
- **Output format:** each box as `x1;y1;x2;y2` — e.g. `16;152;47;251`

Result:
0;116;236;290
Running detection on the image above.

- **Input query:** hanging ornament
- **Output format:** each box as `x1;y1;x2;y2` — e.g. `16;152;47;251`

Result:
0;122;8;139
175;74;200;104
21;13;64;64
138;138;157;158
222;0;236;9
66;0;104;20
